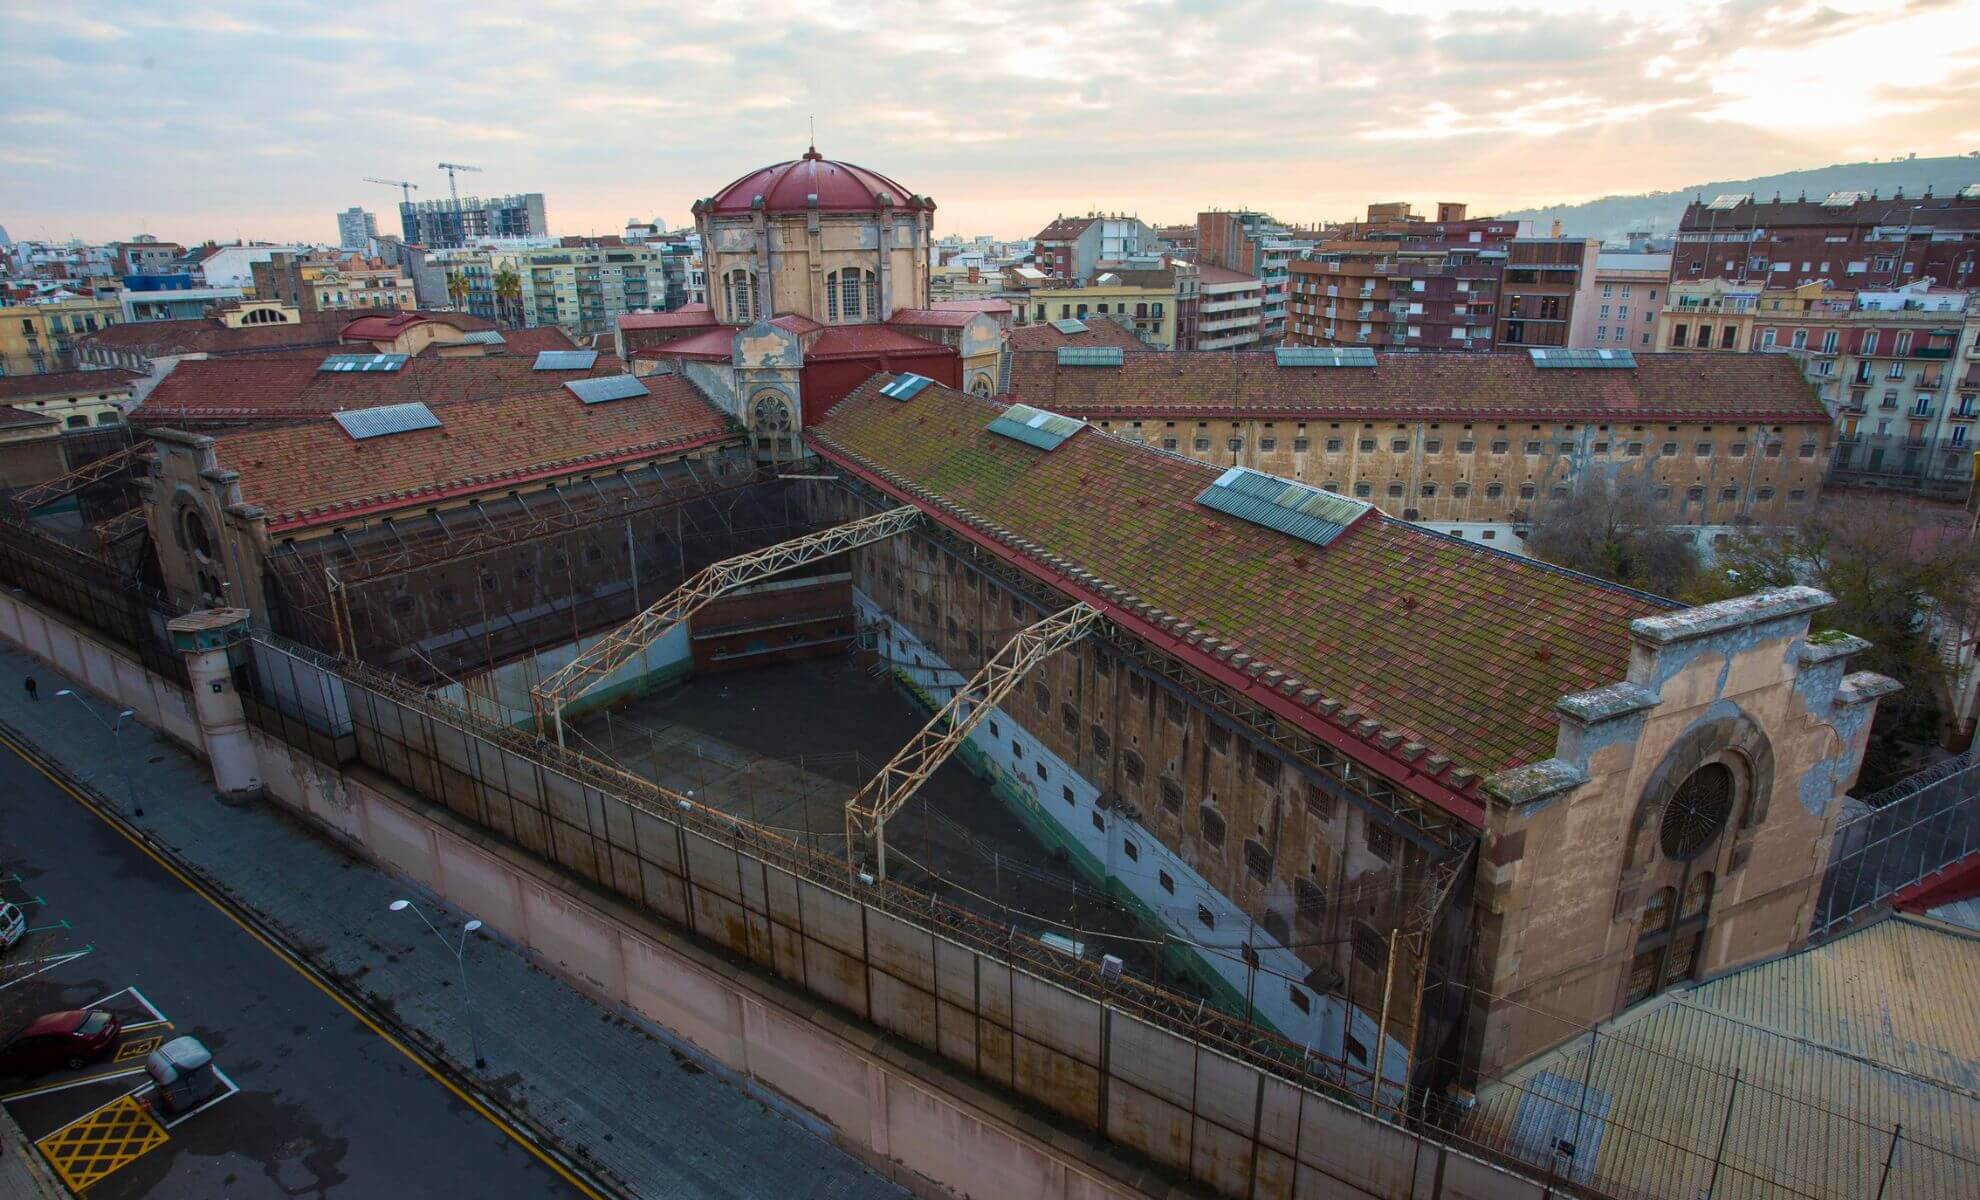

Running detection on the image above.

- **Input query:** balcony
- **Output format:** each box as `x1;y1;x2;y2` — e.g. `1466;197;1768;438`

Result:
1917;346;1953;360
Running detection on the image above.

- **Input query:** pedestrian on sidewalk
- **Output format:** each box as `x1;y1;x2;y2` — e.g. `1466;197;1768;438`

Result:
22;676;36;702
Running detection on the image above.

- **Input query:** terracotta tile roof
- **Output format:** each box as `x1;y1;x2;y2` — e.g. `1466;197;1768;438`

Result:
0;368;142;401
931;299;1012;315
771;313;825;336
888;307;980;329
80;309;359;359
212;374;743;533
1678;195;1980;232
1007;350;1831;424
134;349;630;428
809;375;1673;790
632;328;734;361
616;304;717;331
1004;320;1148;353
490;326;579;355
806;326;948;359
0;408;59;430
1034;216;1100;242
1195;264;1261;286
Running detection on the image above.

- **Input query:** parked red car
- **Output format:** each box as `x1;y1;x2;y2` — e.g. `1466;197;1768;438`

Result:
0;1009;122;1075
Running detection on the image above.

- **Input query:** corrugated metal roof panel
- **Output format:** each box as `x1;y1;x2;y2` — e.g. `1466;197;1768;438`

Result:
533;349;600;371
1195;467;1373;549
1056;346;1123;367
1530;348;1636;369
332;401;441;440
986;402;1087;451
459;330;506;345
878;373;934;401
564;374;649;405
319;353;409;373
1468;916;1980;1200
1275;346;1376;368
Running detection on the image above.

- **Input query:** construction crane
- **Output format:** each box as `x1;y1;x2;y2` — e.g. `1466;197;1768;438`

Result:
363;177;419;203
437;161;482;203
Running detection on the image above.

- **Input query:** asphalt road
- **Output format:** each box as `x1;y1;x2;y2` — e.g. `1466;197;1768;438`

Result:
0;737;589;1199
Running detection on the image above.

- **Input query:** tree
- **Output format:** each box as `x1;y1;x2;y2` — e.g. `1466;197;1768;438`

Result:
445;271;468;308
492;267;521;327
1689;496;1980;781
1525;478;1702;597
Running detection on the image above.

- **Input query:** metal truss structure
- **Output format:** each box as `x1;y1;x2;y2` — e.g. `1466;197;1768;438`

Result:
847;601;1101;879
91;507;147;549
11;440;152;514
529;505;922;742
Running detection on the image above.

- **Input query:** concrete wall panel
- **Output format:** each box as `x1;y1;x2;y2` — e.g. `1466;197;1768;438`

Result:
1192;1047;1261;1142
622;935;747;1069
1190;1111;1257;1199
739;998;873;1144
519;879;625;1000
683;830;743;903
431;834;526;935
935;997;977;1068
867;959;939;1052
1010;970;1101;1064
361;784;440;882
632;808;683;875
801;935;870;1017
934;937;977;1010
688;880;750;956
863;909;936;995
797;879;865;958
1108;1016;1196;1109
1012;1034;1101;1126
1104;1077;1193;1173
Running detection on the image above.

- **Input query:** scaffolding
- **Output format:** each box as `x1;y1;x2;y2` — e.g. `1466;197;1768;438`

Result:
10;439;152;515
529;505;922;743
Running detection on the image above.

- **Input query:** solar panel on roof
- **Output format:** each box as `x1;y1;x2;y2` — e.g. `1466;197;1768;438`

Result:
459;330;506;345
1822;190;1868;207
879;373;934;401
1056;346;1122;367
1195;467;1372;549
1529;348;1636;369
533;350;600;371
565;374;649;404
986;403;1087;451
1275;346;1376;368
1961;184;1980;200
319;353;409;373
1705;193;1750;211
333;402;441;440
1049;318;1088;334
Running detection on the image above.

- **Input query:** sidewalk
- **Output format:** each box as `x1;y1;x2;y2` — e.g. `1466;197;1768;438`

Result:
0;641;906;1200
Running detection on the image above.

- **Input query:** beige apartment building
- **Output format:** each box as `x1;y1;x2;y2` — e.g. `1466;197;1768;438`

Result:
0;297;125;376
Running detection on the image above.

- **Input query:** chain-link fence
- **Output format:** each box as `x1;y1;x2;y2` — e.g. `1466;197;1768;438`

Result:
1813;751;1980;936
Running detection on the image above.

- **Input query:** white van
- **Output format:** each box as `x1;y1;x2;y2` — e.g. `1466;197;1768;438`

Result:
0;901;25;953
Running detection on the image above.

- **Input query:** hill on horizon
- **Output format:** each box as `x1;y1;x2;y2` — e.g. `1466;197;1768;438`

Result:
1492;155;1980;242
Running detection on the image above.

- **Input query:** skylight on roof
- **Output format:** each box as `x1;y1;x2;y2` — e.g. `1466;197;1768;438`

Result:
1196;468;1371;549
320;353;409;373
1823;190;1868;207
1961;184;1980;200
1529;348;1636;369
1275;346;1375;368
565;374;649;405
533;349;600;371
333;402;441;440
459;330;506;345
878;373;933;401
1705;193;1751;211
986;403;1087;451
1056;346;1122;367
1049;318;1088;334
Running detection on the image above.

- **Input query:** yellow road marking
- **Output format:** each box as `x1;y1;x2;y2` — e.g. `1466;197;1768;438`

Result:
37;1093;167;1191
114;1035;163;1062
0;729;606;1200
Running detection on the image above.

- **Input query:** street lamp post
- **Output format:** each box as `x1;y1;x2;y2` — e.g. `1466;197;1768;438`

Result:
388;899;487;1069
55;689;139;817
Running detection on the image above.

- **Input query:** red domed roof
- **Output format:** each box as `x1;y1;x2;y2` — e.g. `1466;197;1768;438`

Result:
703;147;928;216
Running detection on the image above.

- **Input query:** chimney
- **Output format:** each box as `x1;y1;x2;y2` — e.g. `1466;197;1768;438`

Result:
1550;218;1563;238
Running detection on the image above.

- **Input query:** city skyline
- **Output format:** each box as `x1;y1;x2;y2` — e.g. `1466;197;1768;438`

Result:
4;0;1978;245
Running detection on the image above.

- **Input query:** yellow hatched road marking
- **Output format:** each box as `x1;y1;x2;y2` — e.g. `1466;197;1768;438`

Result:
36;1093;168;1191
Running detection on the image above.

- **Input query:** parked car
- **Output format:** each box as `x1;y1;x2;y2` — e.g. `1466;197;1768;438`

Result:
0;1009;122;1075
0;901;23;953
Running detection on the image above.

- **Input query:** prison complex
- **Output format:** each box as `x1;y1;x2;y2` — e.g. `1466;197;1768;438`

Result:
11;148;1943;1200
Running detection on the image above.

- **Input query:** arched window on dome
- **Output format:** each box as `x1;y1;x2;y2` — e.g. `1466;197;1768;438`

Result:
828;268;877;322
723;268;758;323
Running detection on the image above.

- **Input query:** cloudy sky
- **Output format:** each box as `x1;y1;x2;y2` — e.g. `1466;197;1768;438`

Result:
3;0;1977;245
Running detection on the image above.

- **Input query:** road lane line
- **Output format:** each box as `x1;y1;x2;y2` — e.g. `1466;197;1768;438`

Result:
0;947;92;993
159;1065;240;1128
0;1065;149;1103
0;727;610;1200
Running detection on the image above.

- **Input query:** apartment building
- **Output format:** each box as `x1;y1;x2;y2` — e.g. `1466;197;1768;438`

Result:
1198;211;1319;341
0;296;123;375
1014;264;1196;348
1498;238;1602;350
1672;187;1980;290
1654;279;1761;352
1004;348;1829;546
501;242;666;336
250;251;415;314
1587;252;1669;350
1287;242;1503;351
336;206;378;251
1194;265;1264;350
1029;214;1156;282
398;193;548;250
112;238;186;276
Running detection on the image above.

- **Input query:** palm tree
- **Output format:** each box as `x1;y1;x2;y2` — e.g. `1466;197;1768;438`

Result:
445;271;468;310
492;267;522;328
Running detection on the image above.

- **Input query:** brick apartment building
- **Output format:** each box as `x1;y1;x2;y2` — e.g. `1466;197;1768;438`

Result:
1672;187;1980;290
1197;211;1319;340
